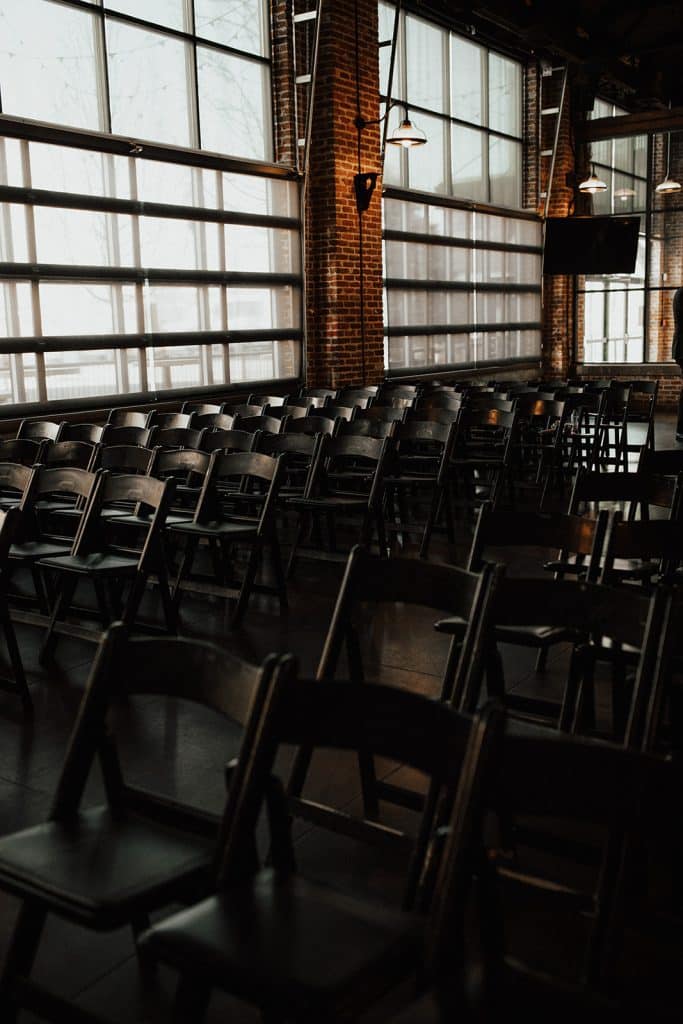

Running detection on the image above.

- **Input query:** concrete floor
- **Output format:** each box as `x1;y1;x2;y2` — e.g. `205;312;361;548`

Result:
0;412;679;1022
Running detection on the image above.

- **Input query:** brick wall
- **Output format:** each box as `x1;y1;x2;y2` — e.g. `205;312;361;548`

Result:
302;0;384;388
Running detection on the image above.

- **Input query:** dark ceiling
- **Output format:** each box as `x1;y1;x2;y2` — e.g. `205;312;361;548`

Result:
413;1;683;109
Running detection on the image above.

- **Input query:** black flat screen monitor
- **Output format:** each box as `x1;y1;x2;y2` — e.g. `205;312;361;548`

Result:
543;216;640;275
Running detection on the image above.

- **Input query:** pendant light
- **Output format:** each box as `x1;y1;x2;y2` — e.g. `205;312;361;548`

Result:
386;117;427;148
656;127;681;194
578;165;607;194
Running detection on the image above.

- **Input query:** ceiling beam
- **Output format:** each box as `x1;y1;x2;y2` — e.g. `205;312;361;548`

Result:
577;106;683;141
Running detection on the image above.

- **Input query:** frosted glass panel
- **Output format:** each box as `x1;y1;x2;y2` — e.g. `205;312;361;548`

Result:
451;37;484;125
195;0;268;57
452;126;486;202
0;0;102;131
405;16;446;114
107;21;193;147
198;48;272;161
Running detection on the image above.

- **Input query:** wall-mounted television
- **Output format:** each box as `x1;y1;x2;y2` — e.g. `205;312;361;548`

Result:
543;215;640;275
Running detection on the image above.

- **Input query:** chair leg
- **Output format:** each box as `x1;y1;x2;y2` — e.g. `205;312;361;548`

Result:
419;486;441;559
0;600;31;712
231;546;260;627
535;646;549;673
172;536;199;611
121;572;148;630
0;902;47;1022
156;560;178;634
40;575;79;662
269;535;288;612
285;512;308;581
172;975;211;1024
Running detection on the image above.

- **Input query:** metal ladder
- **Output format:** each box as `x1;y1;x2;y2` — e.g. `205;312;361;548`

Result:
291;0;323;177
539;60;569;217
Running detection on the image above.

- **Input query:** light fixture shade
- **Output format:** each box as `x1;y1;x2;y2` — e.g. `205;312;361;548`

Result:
578;170;607;194
655;176;682;194
614;187;636;201
387;118;427;148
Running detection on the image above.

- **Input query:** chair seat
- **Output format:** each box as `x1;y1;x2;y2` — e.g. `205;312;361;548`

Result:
289;494;370;511
139;869;422;1014
169;520;259;539
10;540;72;561
38;552;139;575
0;806;215;929
495;624;572;647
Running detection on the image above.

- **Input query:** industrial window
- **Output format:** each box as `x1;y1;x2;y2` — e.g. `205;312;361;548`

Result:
379;4;539;376
379;3;523;207
0;1;302;409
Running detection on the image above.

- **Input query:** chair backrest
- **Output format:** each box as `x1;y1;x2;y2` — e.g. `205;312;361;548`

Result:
0;438;47;466
514;396;566;421
106;408;151;428
298;387;338;401
191;412;236;431
637;447;683;477
315;404;356;421
315;435;389;501
284;415;337;436
93;443;156;475
255;432;319;459
16;419;63;442
465;396;516;413
200;428;257;454
468;500;608;583
100;425;153;448
150;412;194;430
149;426;203;450
235;415;282;434
247;393;288;407
316;545;497;709
43;440;96;469
335;390;374;408
21;466;99;540
74;473;175;568
58;423;104;444
356;405;406;422
418;395;463;412
222;403;265;418
264;404;307;420
193;451;285;533
407;406;460;426
181;401;222;416
338;418;397;439
601;507;683;585
148;447;212;484
0;462;36;503
216;660;502;917
569;467;669;518
50;622;283;826
451;728;679;994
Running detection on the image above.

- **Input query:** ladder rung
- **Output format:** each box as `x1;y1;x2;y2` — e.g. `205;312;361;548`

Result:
540;191;548;198
295;74;312;84
541;107;560;115
293;10;317;22
540;150;553;156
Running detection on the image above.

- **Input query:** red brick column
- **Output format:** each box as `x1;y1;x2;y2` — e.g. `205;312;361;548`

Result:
303;0;384;388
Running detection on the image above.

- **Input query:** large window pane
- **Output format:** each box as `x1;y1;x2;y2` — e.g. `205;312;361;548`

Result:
198;48;272;160
33;208;135;267
225;226;299;273
407;114;447;194
40;284;138;336
488;53;520;136
29;144;131;199
107;20;193;147
228;287;300;330
44;350;119;401
451;125;487;202
405;16;446;114
451;37;484;125
105;0;187;32
195;0;268;57
489;136;521;207
0;0;102;130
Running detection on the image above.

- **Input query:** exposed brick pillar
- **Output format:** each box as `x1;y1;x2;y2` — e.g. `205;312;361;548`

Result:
304;0;384;387
540;73;582;380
